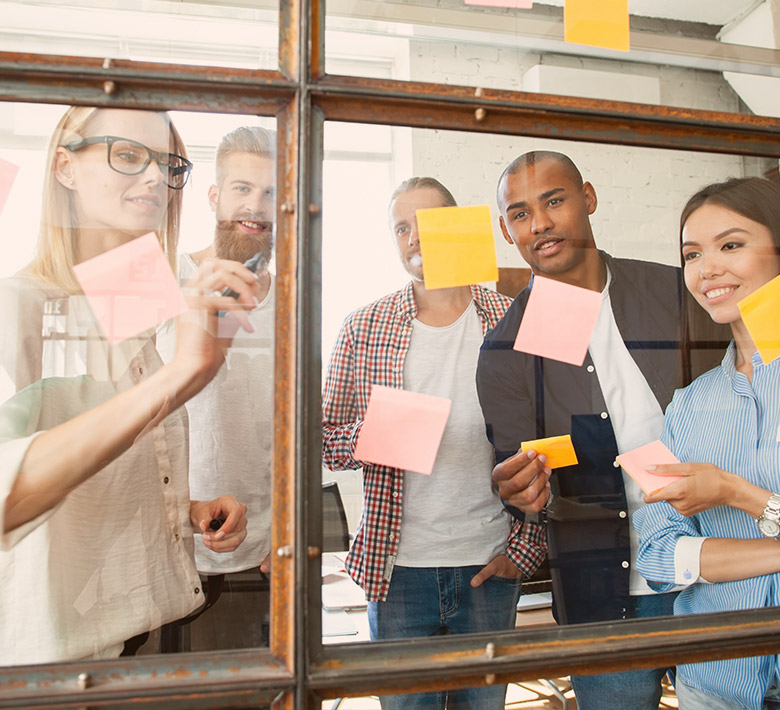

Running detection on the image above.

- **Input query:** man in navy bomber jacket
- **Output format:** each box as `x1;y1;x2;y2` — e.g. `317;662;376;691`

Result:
477;150;684;710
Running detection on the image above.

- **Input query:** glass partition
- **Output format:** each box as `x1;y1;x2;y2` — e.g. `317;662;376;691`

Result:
0;101;278;664
318;674;682;708
3;1;780;707
0;0;279;70
325;0;780;118
319;118;780;709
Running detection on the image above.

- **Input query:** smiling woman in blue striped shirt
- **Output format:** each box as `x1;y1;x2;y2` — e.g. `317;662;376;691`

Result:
635;177;780;710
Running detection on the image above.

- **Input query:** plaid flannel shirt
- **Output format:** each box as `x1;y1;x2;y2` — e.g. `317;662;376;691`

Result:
322;281;547;602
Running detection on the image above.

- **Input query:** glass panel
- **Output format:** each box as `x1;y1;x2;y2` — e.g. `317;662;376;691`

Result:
0;101;277;664
319;118;780;708
319;674;677;708
325;0;780;118
0;0;278;70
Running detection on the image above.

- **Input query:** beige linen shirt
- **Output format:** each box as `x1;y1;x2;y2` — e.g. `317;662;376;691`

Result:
0;275;203;665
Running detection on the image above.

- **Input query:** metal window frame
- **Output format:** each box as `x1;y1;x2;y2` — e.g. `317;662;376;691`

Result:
0;1;779;708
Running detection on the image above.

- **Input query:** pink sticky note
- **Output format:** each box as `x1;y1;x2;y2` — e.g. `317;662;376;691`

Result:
465;0;532;7
513;275;602;366
354;385;452;475
616;440;682;496
73;232;188;345
0;157;20;215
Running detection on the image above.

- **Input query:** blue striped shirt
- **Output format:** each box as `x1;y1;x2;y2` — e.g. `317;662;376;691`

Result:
634;343;780;710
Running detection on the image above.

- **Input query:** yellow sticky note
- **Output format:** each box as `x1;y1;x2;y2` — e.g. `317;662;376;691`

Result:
416;205;499;290
521;434;578;469
738;274;780;365
564;0;629;53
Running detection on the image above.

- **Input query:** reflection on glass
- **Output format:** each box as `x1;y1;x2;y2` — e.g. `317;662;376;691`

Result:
320;120;780;708
325;0;780;117
0;0;279;70
635;177;780;709
0;104;275;665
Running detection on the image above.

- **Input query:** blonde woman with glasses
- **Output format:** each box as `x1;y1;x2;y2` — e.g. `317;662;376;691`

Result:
0;106;258;665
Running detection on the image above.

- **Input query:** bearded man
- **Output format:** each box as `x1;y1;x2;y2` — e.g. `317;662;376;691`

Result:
157;126;276;649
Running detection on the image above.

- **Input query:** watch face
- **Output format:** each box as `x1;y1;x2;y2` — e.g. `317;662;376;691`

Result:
758;517;780;538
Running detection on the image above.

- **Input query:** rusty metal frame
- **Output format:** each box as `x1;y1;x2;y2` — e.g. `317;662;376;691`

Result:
0;0;779;707
312;74;780;157
0;649;291;709
311;608;780;699
0;52;293;113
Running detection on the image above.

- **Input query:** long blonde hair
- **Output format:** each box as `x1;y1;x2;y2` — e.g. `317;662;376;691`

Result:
24;106;186;293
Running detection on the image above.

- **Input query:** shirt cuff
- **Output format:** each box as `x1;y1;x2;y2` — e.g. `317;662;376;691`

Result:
673;536;710;586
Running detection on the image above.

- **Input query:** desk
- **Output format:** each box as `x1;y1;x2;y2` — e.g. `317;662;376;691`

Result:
322;553;367;643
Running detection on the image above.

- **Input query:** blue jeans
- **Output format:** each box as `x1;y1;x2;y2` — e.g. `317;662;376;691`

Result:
570;592;677;710
367;565;522;710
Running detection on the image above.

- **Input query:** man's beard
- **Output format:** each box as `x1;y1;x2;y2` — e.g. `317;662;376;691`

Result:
214;220;274;264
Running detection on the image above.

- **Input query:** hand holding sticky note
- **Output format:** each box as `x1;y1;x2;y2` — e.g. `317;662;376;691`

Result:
73;232;188;345
354;385;451;475
738;274;780;365
514;275;602;366
616;440;681;496
521;434;578;469
416;204;499;290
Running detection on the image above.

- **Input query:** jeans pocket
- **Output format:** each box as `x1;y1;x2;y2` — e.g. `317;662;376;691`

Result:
489;574;524;585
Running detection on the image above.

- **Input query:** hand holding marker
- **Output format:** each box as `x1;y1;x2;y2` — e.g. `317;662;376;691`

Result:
218;250;268;304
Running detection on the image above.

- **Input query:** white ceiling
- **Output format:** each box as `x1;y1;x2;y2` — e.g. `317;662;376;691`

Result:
536;0;762;26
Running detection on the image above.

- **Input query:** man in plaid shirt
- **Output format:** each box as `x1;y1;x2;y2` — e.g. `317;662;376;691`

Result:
322;177;546;710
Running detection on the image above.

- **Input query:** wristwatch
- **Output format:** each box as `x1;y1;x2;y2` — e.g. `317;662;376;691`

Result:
757;493;780;539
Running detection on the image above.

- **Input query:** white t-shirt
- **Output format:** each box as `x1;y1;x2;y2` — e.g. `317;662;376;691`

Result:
157;253;274;574
395;302;510;567
588;269;665;595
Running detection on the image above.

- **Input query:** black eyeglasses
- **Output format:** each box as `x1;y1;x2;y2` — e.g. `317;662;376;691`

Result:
64;135;193;189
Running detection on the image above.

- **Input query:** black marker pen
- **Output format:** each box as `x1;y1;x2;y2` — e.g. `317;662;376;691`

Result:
216;250;269;318
219;250;268;300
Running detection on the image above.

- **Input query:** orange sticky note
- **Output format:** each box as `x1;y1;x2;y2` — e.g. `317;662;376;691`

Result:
738;274;780;365
521;434;578;469
513;275;602;366
465;0;532;7
564;0;629;52
73;232;188;345
416;205;499;290
0;157;20;215
354;385;452;475
616;440;681;496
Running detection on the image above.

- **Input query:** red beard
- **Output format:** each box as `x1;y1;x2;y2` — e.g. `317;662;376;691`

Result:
213;220;273;264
